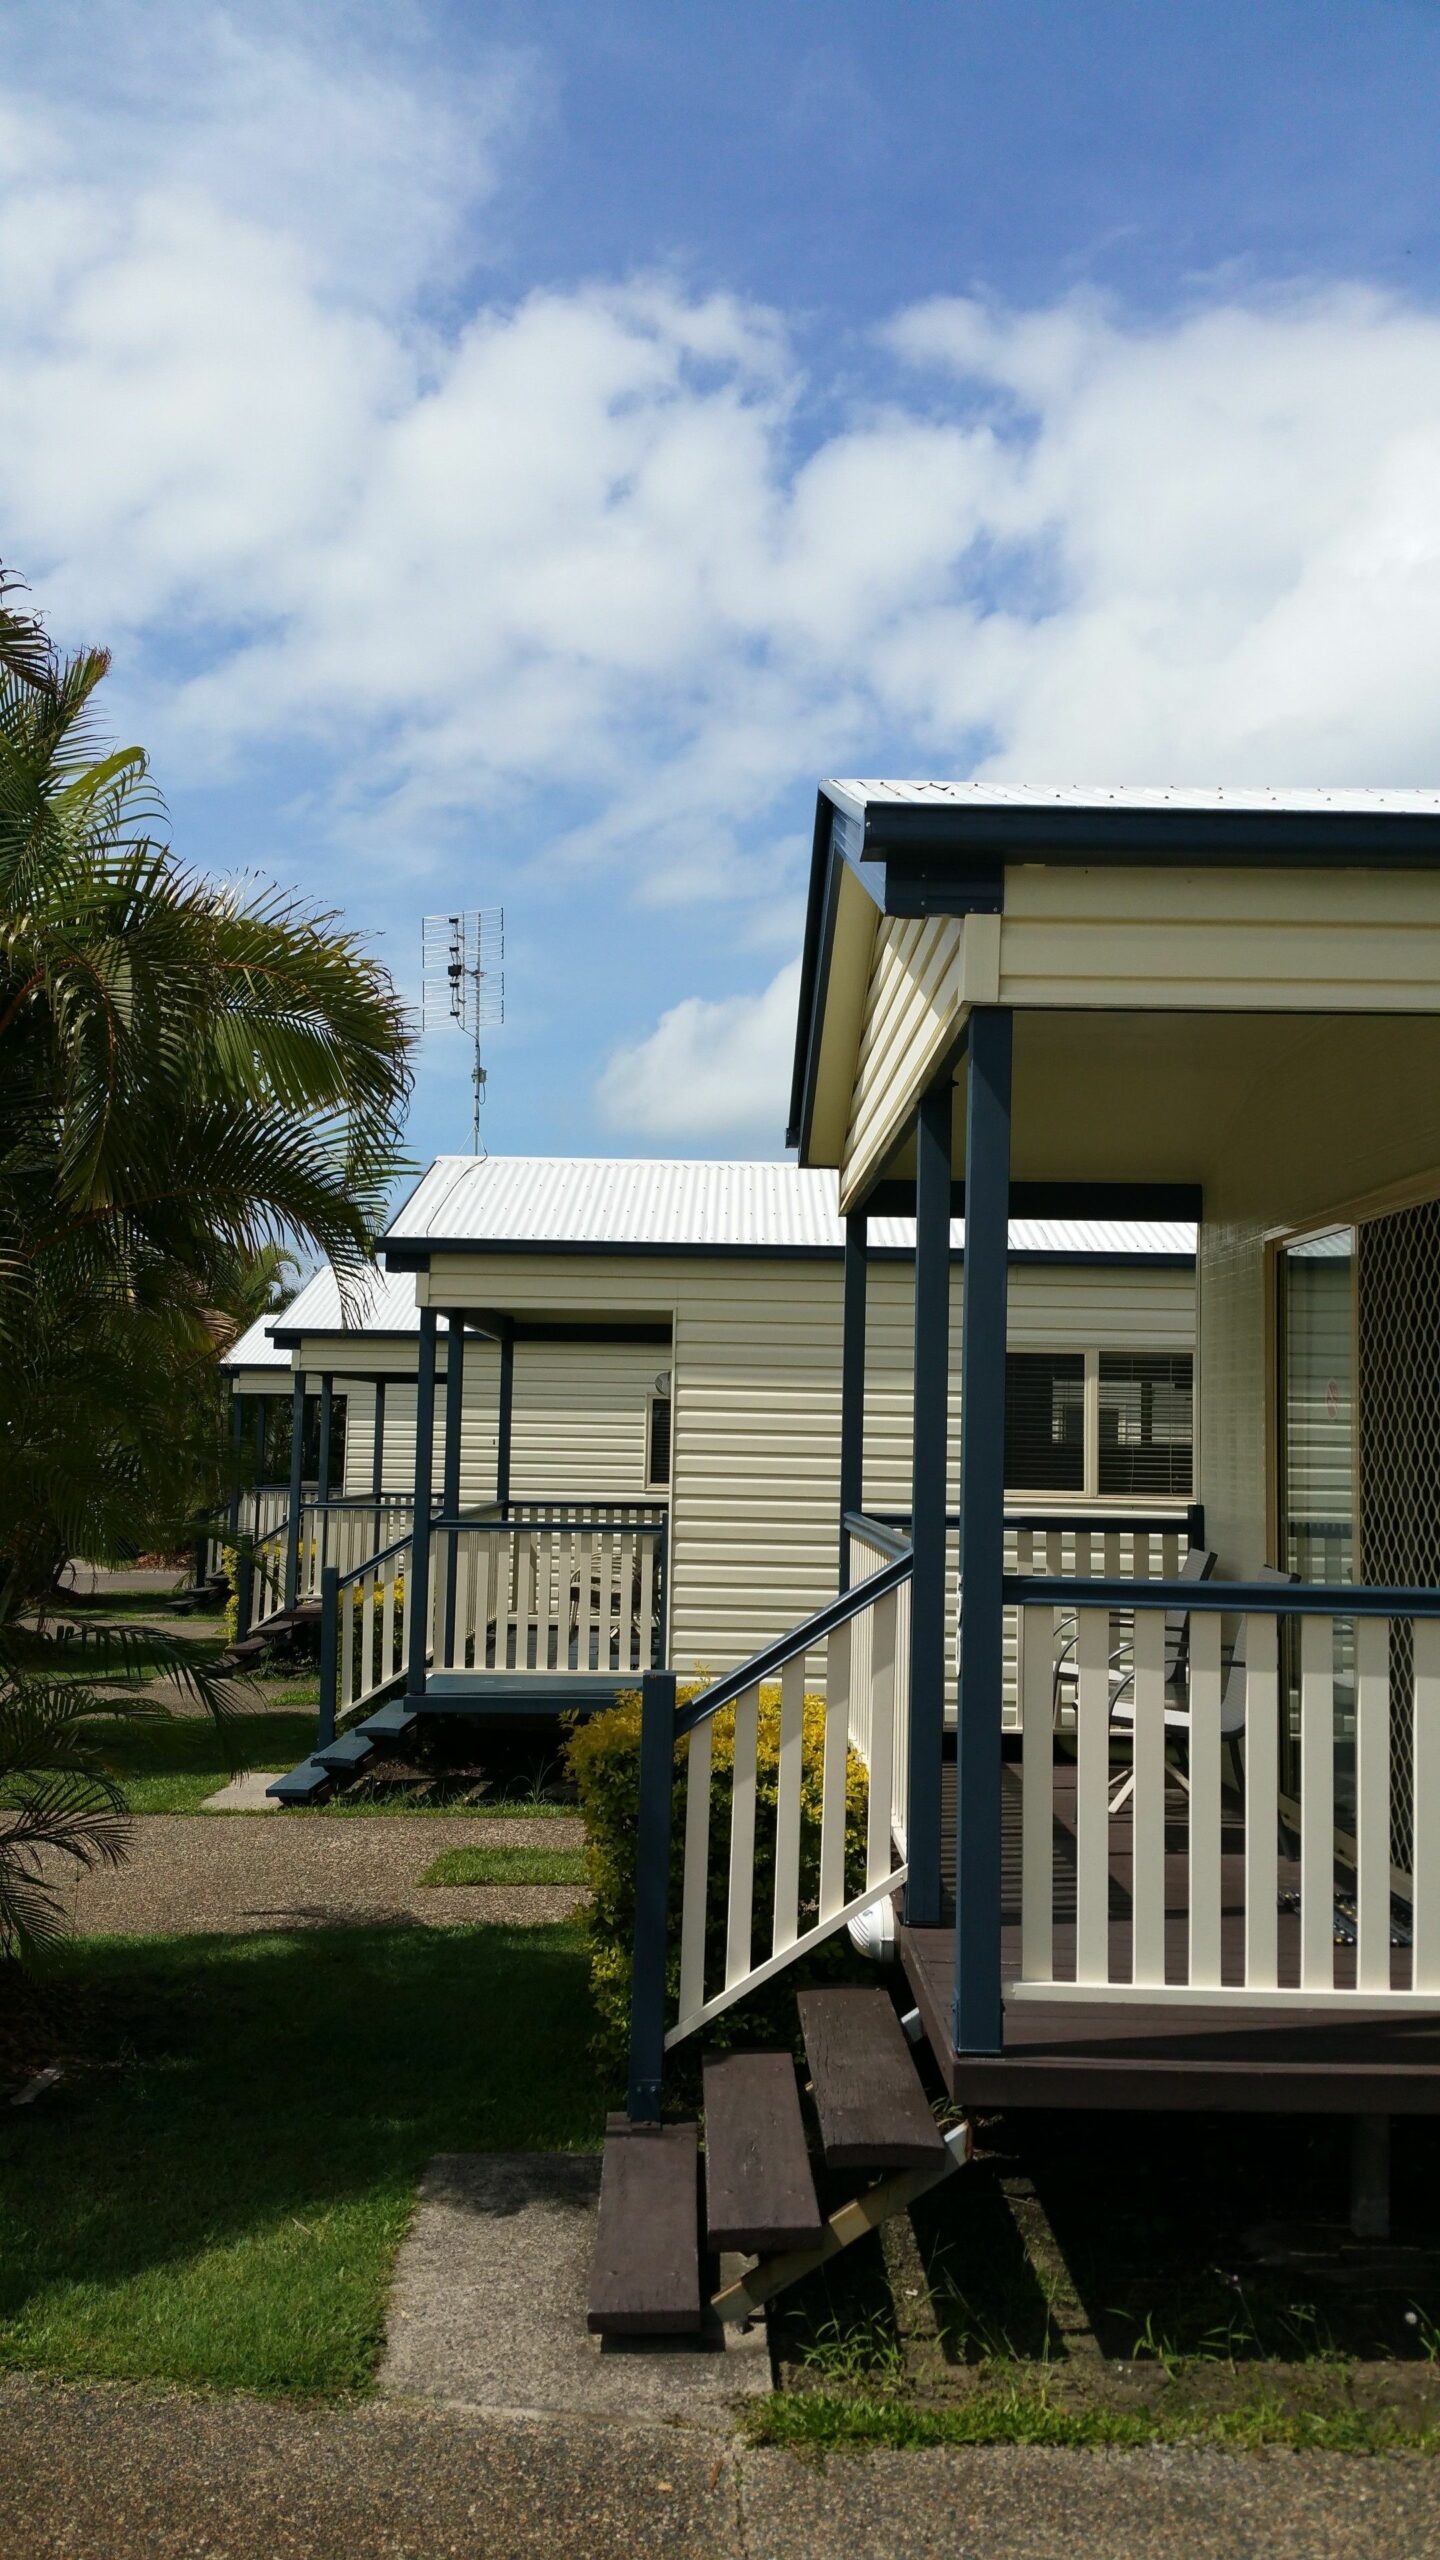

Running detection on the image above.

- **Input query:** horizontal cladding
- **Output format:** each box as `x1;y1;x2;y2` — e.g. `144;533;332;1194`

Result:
844;915;964;1204
997;867;1440;1012
417;1248;1194;1683
338;1336;659;1508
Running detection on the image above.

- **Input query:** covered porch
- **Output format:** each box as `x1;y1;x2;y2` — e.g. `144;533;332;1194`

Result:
788;782;1440;2130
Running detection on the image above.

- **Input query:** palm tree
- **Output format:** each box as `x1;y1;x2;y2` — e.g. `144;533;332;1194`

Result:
0;570;415;1957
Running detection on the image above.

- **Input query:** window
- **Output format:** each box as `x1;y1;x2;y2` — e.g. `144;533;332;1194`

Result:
1005;1353;1085;1492
646;1392;672;1489
1097;1353;1193;1498
1003;1349;1193;1498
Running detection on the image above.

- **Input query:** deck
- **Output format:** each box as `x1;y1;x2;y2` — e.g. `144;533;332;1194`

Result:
904;1757;1440;2112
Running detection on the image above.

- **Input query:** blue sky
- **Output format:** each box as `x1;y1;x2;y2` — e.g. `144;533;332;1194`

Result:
3;1;1440;1172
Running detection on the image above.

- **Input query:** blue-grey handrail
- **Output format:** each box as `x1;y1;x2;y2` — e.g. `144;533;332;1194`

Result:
843;1508;915;1564
431;1502;668;1531
1006;1574;1440;1619
334;1530;413;1592
867;1507;1199;1537
675;1547;914;1738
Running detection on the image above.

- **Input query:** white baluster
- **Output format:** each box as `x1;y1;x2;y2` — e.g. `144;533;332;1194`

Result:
1244;1613;1280;1990
772;1658;805;1957
1188;1610;1222;1987
1300;1614;1334;1992
1020;1603;1054;1983
725;1685;760;1990
1075;1606;1111;1985
1355;1615;1392;1995
678;1719;713;2025
866;1590;898;1889
1131;1607;1166;1989
820;1621;851;1923
1412;1617;1440;1992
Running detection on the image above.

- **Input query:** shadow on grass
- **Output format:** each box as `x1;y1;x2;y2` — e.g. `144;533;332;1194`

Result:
0;1923;605;2394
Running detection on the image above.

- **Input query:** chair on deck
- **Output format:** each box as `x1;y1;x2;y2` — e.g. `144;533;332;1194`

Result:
1049;1545;1217;1747
1108;1559;1295;1812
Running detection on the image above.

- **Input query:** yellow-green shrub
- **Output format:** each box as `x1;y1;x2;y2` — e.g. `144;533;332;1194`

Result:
565;1683;871;2070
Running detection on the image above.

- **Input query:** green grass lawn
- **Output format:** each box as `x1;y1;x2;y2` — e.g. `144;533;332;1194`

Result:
417;1843;589;1886
0;1924;603;2397
84;1710;320;1812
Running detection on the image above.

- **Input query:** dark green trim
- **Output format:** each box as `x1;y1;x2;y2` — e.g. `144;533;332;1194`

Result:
405;1307;438;1707
283;1373;305;1614
846;794;1440;868
861;1178;1202;1222
905;1068;953;1930
371;1380;385;1502
495;1322;514;1508
378;1234;1195;1271
441;1319;465;1662
953;1006;1012;2059
838;1212;867;1590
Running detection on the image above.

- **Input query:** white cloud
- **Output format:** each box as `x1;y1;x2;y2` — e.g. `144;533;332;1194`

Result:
596;961;802;1140
8;12;1440;1150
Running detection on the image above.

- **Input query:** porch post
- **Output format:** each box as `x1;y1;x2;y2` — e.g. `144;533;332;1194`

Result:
405;1307;439;1705
254;1395;266;1483
283;1372;305;1612
839;1211;868;1589
953;1006;1013;2056
317;1372;334;1573
496;1320;515;1509
905;1070;954;1928
372;1381;386;1501
229;1394;244;1537
442;1320;465;1660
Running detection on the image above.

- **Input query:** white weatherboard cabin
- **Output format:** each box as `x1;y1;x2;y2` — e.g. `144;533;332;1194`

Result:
590;783;1440;2344
227;1158;1195;1797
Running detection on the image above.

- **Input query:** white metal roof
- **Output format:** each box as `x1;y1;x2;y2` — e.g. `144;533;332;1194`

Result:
222;1309;292;1370
823;781;1440;818
385;1156;1194;1259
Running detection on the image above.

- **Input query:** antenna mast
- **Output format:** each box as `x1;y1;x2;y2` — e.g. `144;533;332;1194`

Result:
422;909;505;1154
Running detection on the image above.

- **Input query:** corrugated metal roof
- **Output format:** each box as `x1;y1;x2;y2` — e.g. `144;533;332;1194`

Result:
222;1309;292;1370
824;781;1440;818
384;1156;1194;1259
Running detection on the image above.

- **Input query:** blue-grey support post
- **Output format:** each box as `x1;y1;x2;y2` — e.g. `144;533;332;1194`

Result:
905;1070;954;1929
316;1372;334;1574
405;1307;439;1707
627;1667;677;2120
317;1563;339;1750
254;1395;266;1484
839;1211;868;1589
229;1395;244;1537
283;1372;306;1612
234;1545;254;1642
442;1320;465;1662
371;1380;386;1502
496;1321;515;1509
953;1007;1013;2056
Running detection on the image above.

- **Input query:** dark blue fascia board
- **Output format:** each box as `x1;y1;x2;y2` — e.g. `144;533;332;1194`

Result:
853;798;1440;868
375;1236;1195;1271
861;1178;1203;1221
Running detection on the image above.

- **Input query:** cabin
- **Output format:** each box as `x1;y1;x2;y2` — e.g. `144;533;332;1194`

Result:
235;1157;1194;1800
594;784;1440;2343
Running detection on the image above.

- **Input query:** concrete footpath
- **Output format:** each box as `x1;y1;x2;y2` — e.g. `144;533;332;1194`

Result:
2;2377;1438;2560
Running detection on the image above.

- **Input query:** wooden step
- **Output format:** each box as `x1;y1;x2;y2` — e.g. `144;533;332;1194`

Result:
314;1730;376;1775
797;1987;947;2171
356;1699;417;1745
265;1757;332;1805
587;2115;702;2336
703;2052;824;2255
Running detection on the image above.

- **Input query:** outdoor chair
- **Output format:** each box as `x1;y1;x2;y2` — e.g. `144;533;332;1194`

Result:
1108;1559;1296;1813
1048;1544;1217;1742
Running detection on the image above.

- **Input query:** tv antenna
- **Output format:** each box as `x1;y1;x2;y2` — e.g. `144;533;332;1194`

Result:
422;909;505;1154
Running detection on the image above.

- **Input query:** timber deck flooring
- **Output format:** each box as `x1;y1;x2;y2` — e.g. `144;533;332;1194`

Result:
908;1758;1440;2112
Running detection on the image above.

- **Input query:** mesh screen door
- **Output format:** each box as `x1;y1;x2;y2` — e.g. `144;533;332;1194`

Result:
1357;1198;1440;1871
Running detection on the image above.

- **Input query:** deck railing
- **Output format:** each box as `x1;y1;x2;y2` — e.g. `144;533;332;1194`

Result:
317;1530;413;1745
627;1530;915;2116
1009;1574;1440;2007
429;1503;668;1678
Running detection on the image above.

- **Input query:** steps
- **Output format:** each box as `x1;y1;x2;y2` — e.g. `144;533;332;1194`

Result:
587;1987;958;2339
265;1699;419;1805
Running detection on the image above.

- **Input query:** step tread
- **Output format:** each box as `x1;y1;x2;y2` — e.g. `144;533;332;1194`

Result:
314;1731;376;1773
703;2051;823;2254
265;1759;332;1804
356;1700;418;1743
797;1986;946;2170
587;2115;702;2336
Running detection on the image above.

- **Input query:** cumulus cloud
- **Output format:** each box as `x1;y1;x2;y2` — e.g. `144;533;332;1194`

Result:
596;961;802;1140
7;12;1440;1143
